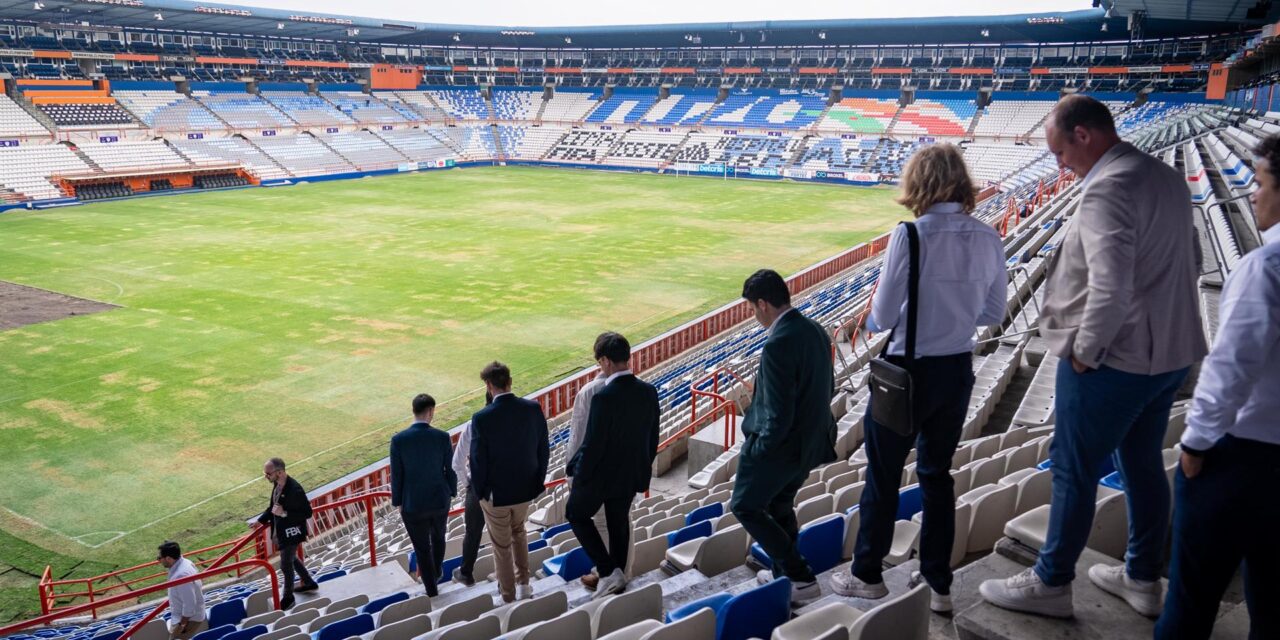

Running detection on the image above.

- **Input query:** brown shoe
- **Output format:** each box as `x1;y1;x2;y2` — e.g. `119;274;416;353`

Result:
580;573;599;591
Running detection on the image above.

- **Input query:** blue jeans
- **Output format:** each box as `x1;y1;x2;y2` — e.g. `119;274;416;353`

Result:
1033;361;1188;587
853;352;973;594
1155;435;1280;640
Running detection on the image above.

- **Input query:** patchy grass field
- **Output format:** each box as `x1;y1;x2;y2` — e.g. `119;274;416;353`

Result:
0;166;902;620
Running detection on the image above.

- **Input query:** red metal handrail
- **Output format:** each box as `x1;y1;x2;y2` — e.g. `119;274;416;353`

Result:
2;560;279;640
687;367;747;452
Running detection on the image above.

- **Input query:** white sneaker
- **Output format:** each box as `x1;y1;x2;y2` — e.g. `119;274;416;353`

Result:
592;569;627;600
908;571;952;614
515;583;534;601
1088;564;1161;618
829;570;889;599
979;568;1073;618
791;580;821;605
756;569;775;585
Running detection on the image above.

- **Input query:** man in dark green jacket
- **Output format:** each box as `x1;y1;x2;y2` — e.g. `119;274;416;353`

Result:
731;269;838;605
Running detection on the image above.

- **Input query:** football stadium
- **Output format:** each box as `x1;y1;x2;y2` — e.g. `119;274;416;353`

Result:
0;0;1275;637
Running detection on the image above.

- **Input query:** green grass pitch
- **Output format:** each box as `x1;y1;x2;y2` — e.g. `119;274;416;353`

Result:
0;166;901;618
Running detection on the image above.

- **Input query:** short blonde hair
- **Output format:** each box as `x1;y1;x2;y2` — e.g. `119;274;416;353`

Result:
896;143;976;217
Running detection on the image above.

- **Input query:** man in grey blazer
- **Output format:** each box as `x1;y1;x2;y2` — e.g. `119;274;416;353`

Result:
981;95;1207;618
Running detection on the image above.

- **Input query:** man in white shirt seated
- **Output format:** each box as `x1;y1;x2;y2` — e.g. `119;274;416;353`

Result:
158;541;206;640
1154;133;1280;640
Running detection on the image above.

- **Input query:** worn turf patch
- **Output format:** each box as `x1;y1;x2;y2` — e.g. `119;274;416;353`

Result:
0;281;117;331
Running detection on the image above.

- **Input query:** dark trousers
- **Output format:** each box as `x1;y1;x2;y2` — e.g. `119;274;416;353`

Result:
403;510;447;596
1155;435;1280;640
731;457;814;583
853;352;973;594
567;488;634;577
1034;362;1188;587
458;488;485;580
277;542;314;595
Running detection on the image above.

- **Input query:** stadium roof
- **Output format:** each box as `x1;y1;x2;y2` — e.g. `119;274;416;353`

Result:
5;1;1269;48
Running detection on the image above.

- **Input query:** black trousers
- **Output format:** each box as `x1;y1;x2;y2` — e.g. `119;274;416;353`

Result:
853;352;973;593
567;488;634;577
276;542;314;595
403;510;447;596
458;488;485;580
731;459;813;583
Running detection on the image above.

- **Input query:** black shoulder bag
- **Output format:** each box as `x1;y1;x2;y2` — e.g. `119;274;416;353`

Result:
868;221;920;438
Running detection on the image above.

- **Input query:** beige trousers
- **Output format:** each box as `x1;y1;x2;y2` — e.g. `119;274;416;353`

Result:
480;499;531;603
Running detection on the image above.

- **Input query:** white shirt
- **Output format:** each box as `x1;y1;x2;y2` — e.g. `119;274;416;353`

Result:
450;421;472;488
567;374;606;461
1182;224;1280;451
604;369;634;385
166;557;206;623
868;203;1008;357
767;307;797;336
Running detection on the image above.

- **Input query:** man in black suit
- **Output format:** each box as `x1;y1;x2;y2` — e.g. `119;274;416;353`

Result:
257;457;317;610
731;269;837;605
390;393;457;597
469;362;550;603
567;332;660;599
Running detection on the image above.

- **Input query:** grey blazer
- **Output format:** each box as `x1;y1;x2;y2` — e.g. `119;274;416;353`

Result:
1039;141;1208;375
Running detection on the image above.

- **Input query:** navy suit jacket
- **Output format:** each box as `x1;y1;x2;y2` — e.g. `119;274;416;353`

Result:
568;374;660;499
469;394;550;507
390;422;457;515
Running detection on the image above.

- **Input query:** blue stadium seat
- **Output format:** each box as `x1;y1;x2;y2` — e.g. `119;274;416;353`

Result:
360;591;409;615
191;625;235;640
206;598;246;629
315;570;346;583
221;625;267;640
665;577;791;640
896;485;923;521
666;520;713;548
541;546;594;581
312;613;373;640
748;514;844;574
527;538;548;552
541;522;573;540
684;503;723;527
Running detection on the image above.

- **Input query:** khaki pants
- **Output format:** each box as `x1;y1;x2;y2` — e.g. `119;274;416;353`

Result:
169;620;207;640
480;499;530;603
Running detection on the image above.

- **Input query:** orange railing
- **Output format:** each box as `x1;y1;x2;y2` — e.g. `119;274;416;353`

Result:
3;560;279;640
659;367;749;453
38;491;390;622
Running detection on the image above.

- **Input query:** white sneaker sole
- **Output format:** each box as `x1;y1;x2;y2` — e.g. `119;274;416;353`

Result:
831;581;889;599
1089;571;1161;618
791;585;821;605
930;595;953;614
979;582;1073;619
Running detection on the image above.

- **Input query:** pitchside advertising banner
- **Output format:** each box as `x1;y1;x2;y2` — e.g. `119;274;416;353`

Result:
749;167;780;177
698;163;727;174
0;140;18;148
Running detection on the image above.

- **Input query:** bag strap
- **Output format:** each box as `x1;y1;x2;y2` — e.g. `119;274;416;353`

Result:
903;221;920;363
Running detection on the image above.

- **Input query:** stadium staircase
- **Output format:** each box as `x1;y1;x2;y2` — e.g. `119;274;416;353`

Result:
532;95;550;124
883;103;907;137
9;91;59;133
306;132;361;168
965;107;983;137
68;143;103;173
239;135;296;179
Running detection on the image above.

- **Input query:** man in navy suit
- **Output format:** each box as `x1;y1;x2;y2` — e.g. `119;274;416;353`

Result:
469;362;550;603
567;332;661;598
390;393;457;597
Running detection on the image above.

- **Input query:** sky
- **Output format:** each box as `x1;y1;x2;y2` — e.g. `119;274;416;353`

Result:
227;0;1095;27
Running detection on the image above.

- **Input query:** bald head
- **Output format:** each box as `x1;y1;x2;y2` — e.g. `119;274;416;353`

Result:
1044;95;1122;178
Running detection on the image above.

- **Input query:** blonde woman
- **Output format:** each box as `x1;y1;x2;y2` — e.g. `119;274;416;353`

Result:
831;144;1008;613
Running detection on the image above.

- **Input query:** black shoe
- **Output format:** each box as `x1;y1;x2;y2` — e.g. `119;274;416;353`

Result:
280;594;295;610
451;567;475;587
294;582;319;594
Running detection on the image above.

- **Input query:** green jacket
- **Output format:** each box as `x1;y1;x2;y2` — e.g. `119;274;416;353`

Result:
740;308;838;471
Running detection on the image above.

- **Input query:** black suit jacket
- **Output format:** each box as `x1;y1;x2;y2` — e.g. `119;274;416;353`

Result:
390;422;457;516
568;374;661;500
740;309;837;471
257;475;312;546
469;394;550;507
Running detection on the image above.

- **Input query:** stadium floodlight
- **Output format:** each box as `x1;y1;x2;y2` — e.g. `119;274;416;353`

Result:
564;36;571;44
818;31;826;40
981;28;990;37
154;11;163;20
33;1;44;9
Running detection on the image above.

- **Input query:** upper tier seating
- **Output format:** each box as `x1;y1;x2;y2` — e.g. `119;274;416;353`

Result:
372;129;459;165
199;94;295;130
424;88;491;120
971;99;1056;138
0;95;50;137
262;92;354;127
490;89;543;121
892;98;976;137
376;92;450;122
169;137;290;180
962;143;1049;186
544;128;620;162
674;133;801;170
37;102;136;127
494;125;569;160
640;92;720;126
818;98;900;135
253;134;357;176
0;143;90;200
585;92;659;124
113;91;226;131
701;92;827;130
324;93;411;125
317;131;407;171
78;140;191;172
539;90;602;123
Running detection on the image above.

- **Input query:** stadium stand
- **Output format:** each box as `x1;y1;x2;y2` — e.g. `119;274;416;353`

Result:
36;102;136;128
818;95;900;135
252;134;358;176
114;90;228;131
602;130;686;168
77;140;192;172
169;137;291;180
494;125;569;160
262;92;355;127
585;90;659;124
490;88;544;121
543;128;621;162
539;89;603;123
674;133;802;170
324;92;412;125
0;144;91;200
891;96;977;137
971;96;1057;139
640;91;720;126
378;91;451;122
423;87;491;120
316;131;409;171
373;129;460;166
701;90;827;130
0;95;52;138
962;143;1050;186
199;93;296;130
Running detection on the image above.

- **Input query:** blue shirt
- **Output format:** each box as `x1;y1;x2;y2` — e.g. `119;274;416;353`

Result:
868;202;1008;357
1183;224;1280;450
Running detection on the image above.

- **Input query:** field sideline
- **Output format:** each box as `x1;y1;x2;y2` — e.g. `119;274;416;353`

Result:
0;166;901;619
